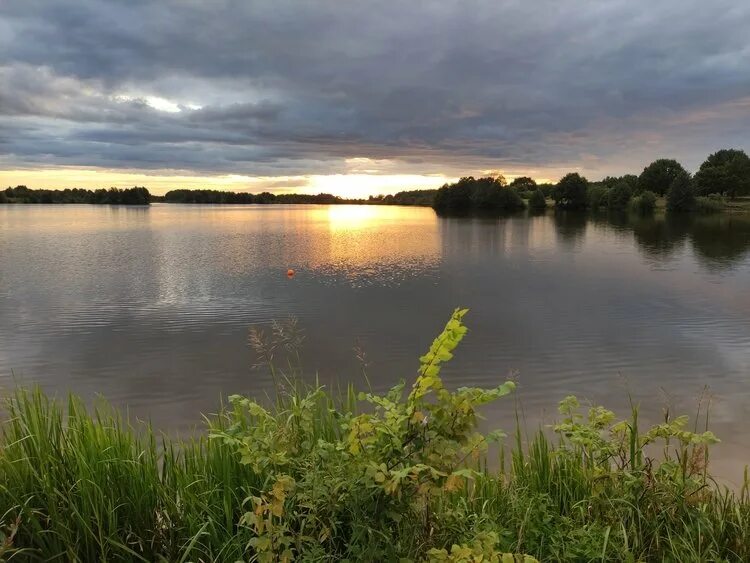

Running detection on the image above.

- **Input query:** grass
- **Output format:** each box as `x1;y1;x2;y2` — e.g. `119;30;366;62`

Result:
1;311;749;561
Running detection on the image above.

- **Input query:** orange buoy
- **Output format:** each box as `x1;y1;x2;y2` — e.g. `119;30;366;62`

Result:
287;268;295;278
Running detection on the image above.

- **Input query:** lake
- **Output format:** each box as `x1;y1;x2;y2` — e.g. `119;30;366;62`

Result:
1;204;749;483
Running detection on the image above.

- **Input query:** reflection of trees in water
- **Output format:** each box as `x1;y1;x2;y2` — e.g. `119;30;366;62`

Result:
630;214;692;260
689;215;750;271
438;211;750;272
437;214;537;258
552;210;587;248
614;213;750;270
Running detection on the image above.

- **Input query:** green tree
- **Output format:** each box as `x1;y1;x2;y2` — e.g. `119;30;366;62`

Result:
607;181;633;210
587;186;608;209
631;190;657;214
509;176;537;192
433;177;524;214
694;149;750;199
666;170;695;212
528;188;547;210
637;159;688;196
554;173;588;209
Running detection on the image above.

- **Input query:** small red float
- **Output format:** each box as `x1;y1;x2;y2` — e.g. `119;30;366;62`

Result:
287;268;295;278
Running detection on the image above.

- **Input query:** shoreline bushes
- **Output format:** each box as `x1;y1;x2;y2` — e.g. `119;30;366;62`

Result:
1;310;749;561
630;190;657;213
2;186;150;205
433;177;525;214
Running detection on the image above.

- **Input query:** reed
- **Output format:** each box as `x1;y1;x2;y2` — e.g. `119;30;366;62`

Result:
1;310;748;561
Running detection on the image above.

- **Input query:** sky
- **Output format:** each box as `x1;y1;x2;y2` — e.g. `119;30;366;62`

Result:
1;1;749;197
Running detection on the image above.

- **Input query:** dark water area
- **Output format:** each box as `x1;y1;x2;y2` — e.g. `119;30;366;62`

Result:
1;204;749;483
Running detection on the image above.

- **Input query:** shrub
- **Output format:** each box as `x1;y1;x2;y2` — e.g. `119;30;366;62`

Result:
587;186;608;209
606;181;633;210
528;189;547;210
695;196;723;214
666;170;695;212
630;190;657;213
1;311;749;561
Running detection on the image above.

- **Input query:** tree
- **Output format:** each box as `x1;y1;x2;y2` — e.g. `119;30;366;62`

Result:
554;173;588;209
637;159;688;196
433;177;474;212
509;176;537;192
587;186;608;209
528;189;547;210
433;177;524;214
694;149;750;199
666;170;695;212
631;190;657;214
607;181;633;210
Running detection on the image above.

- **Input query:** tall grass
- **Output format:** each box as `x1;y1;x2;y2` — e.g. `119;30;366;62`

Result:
1;311;748;561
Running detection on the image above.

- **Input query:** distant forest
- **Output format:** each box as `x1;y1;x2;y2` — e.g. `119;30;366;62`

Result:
3;148;748;212
1;186;151;205
0;185;437;207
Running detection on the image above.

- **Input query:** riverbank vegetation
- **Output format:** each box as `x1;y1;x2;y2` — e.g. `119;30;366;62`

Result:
4;148;749;214
1;186;151;205
1;310;748;561
431;148;750;216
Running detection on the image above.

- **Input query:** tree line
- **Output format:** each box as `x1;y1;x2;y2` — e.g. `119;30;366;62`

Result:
3;148;748;211
1;186;151;205
432;148;750;214
161;189;357;205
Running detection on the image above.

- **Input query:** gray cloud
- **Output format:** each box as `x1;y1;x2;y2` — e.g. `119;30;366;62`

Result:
1;0;749;185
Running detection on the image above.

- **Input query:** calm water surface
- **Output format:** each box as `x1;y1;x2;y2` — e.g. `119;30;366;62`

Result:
1;204;750;482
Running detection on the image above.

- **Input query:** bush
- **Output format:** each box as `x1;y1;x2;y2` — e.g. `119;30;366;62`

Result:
587;186;608;209
695;196;723;214
606;181;633;210
630;190;657;214
554;173;589;209
666;170;696;212
1;311;748;561
528;189;547;210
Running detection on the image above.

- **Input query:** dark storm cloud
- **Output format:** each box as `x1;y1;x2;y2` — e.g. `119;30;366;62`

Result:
1;0;749;180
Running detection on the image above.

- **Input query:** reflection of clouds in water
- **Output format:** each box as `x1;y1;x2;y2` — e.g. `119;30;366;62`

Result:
2;204;750;481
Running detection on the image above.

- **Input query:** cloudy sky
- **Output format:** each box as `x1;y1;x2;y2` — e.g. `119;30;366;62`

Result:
1;0;749;196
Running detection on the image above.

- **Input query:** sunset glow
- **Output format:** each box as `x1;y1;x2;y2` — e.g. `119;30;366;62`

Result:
0;169;455;198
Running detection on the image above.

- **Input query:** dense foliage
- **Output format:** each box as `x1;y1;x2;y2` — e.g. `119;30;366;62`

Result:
553;173;588;209
367;189;437;206
606;181;633;210
694;149;750;199
1;310;748;562
666;170;696;212
433;177;525;214
527;189;547;210
2;185;150;205
630;190;657;214
637;159;688;196
163;189;348;205
508;177;537;192
5;147;749;213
